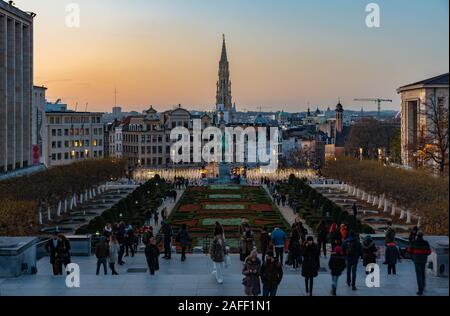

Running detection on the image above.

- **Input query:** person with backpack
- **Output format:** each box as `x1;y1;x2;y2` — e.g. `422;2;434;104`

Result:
407;232;432;295
328;246;346;296
175;224;191;262
362;235;378;274
260;251;283;297
341;231;362;291
385;241;401;275
144;237;160;275
301;236;320;296
316;220;328;257
95;236;110;275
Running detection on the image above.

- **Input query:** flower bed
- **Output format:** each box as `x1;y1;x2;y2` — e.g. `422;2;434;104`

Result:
167;185;290;252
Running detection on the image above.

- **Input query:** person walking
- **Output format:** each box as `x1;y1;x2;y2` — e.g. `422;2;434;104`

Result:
176;224;191;262
260;251;283;296
242;224;254;260
281;194;287;207
408;226;419;244
385;222;396;244
239;218;249;261
116;222;126;265
214;221;225;238
108;235;120;275
271;226;287;265
161;208;167;223
362;235;378;274
144;237;160;275
242;250;262;296
341;231;362;291
144;210;152;226
161;221;173;259
301;236;320;296
385;241;401;275
316;220;328;257
103;223;113;239
328;223;341;252
339;224;348;243
288;229;302;270
260;226;270;262
154;210;159;226
45;232;61;276
210;234;226;284
407;232;431;295
95;237;109;275
56;234;71;275
328;246;346;296
352;203;358;218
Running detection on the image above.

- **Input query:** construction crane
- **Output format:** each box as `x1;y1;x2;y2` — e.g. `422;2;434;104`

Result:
353;98;393;118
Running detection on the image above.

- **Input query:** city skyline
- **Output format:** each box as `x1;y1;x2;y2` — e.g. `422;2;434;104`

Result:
13;0;450;113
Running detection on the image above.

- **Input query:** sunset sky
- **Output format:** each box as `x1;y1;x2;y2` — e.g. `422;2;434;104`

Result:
13;0;450;113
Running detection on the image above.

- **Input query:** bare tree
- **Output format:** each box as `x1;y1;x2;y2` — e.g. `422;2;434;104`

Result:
414;96;449;176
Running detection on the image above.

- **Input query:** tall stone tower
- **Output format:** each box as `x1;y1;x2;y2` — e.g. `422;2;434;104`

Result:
216;34;234;123
335;99;344;134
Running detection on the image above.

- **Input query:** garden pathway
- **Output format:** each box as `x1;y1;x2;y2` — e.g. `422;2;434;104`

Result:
153;189;185;234
261;185;313;235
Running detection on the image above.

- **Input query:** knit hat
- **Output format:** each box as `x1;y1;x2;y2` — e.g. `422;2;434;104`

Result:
334;246;343;255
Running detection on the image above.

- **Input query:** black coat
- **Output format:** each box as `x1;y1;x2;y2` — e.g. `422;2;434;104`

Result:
145;244;160;271
385;243;401;265
261;260;283;290
301;244;320;278
328;254;346;276
45;239;60;264
362;240;377;266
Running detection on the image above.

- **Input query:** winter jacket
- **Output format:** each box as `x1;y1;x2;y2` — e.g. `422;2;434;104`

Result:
328;254;346;276
260;231;270;252
342;235;362;264
407;238;431;264
210;238;225;263
176;229;191;247
243;257;262;296
385;242;401;266
109;243;120;263
301;244;320;278
317;224;328;242
271;228;287;248
362;239;378;266
95;242;109;259
385;227;396;244
260;259;283;290
145;244;160;271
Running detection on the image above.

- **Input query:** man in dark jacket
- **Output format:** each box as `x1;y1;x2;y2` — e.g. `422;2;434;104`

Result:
175;224;191;262
45;232;61;275
145;237;160;275
341;231;362;291
260;251;283;296
95;237;110;275
407;232;432;295
328;246;346;296
161;221;173;259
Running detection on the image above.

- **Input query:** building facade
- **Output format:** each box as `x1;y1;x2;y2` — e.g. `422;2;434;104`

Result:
397;73;449;170
43;111;104;167
0;2;34;173
32;85;46;164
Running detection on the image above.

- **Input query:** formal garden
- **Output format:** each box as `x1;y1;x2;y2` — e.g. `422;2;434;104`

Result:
167;185;291;252
75;176;171;234
0;158;126;236
280;175;376;235
322;157;449;235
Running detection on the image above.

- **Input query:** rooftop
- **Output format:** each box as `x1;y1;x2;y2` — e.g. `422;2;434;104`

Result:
397;73;449;92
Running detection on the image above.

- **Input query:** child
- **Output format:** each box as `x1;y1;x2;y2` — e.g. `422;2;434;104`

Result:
328;246;346;296
385;241;401;275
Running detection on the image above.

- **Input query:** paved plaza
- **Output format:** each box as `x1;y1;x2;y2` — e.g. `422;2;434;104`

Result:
0;253;447;296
